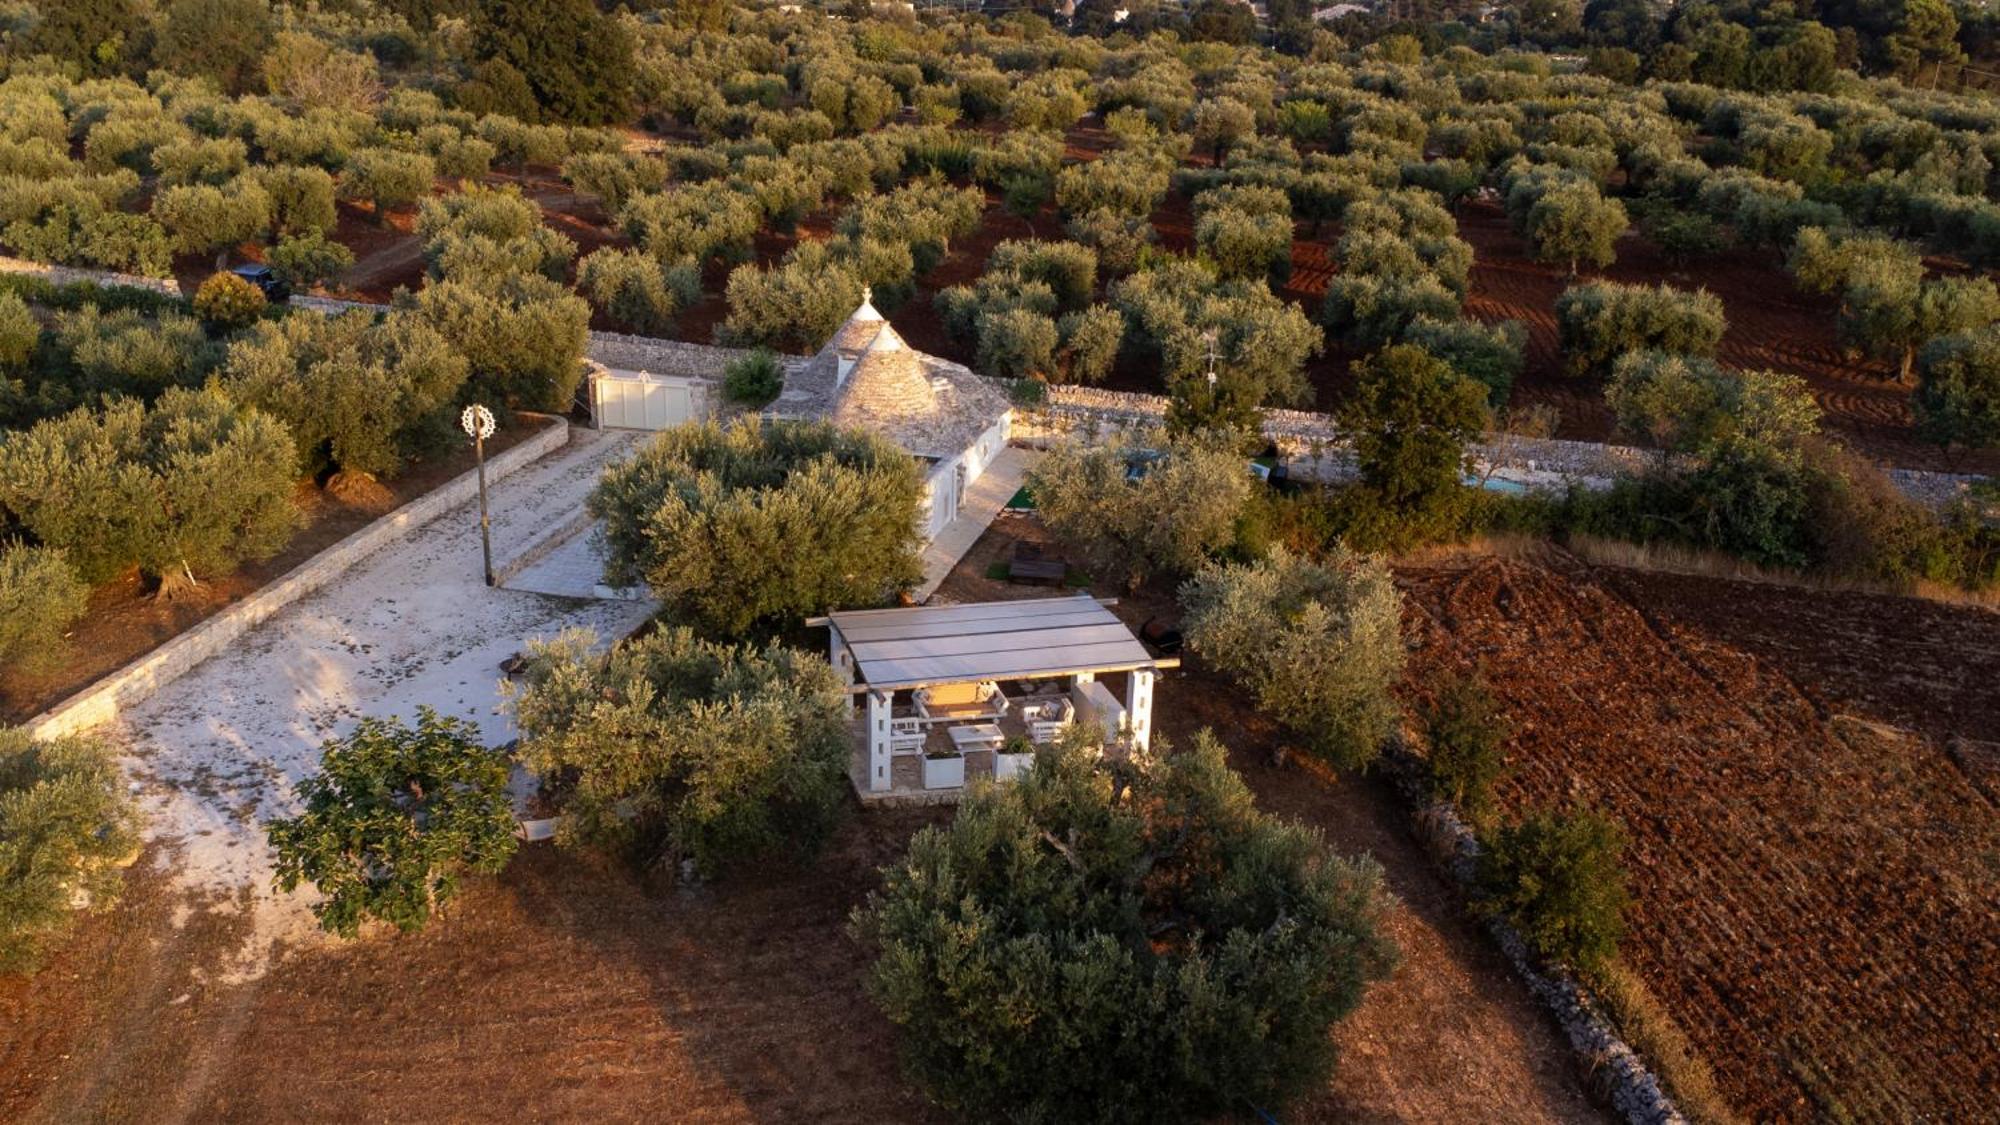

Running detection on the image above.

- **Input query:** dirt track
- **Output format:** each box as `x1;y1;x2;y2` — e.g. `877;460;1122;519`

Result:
1397;547;2000;1122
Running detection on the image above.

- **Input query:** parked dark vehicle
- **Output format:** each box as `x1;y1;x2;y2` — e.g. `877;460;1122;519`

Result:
232;264;291;303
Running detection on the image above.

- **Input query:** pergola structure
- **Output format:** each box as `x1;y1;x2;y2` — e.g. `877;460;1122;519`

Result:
810;594;1178;799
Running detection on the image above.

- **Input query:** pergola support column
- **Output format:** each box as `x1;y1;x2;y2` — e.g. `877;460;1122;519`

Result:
866;689;892;792
1126;668;1154;752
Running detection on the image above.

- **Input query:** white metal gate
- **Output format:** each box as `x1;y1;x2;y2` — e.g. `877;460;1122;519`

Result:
591;370;711;430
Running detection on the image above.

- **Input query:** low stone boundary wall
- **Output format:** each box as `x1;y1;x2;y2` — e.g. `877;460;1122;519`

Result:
1295;746;1686;1125
1023;385;1984;503
26;417;572;741
1017;386;1649;488
585;329;765;376
0;255;181;296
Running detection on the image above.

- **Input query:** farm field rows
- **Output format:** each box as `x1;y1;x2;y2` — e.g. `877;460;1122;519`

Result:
1396;547;2000;1122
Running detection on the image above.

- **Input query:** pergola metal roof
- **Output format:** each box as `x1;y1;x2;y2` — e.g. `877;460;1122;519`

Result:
813;595;1175;691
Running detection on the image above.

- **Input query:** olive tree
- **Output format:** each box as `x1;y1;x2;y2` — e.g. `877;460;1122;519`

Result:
151;179;272;268
0;388;298;595
416;185;575;284
1844;269;2000;384
1915;326;2000;457
268;709;518;938
576;247;702;336
1524;182;1628;275
0;544;88;673
1028;435;1256;589
589;419;926;637
0;727;139;972
412;273;590;413
1403;316;1527;407
852;728;1396;1124
1195;206;1292;281
222;309;470;480
1554;281;1727;378
507;626;851;877
267;231;355;290
1180;546;1407;770
1110;259;1322;435
340;148;436;223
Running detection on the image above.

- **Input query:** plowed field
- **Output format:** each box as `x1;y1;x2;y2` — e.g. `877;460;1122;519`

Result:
1396;548;2000;1122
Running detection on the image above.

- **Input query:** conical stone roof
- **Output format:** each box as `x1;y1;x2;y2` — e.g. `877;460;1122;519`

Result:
827;285;888;353
830;322;936;429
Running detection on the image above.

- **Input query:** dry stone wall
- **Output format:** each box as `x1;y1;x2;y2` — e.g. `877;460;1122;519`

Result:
0;255;181;295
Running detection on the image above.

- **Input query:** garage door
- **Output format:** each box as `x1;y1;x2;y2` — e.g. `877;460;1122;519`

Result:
594;372;711;430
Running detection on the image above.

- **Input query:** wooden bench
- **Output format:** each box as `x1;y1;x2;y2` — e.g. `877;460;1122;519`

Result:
1008;542;1067;585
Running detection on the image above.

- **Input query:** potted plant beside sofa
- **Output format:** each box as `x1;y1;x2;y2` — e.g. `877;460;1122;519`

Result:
923;747;966;790
993;735;1035;782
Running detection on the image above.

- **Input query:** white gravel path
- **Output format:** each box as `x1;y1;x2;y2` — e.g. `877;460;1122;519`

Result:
107;427;656;975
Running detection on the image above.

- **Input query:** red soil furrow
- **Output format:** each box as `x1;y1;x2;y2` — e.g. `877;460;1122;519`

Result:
1395;550;2000;1122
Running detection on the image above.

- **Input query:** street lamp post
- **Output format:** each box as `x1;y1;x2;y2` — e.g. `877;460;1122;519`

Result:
462;405;497;587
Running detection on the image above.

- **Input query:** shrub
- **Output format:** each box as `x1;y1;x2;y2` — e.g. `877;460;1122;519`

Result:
0;727;139;973
509;626;851;876
0;544;88;674
1029;436;1256;589
1180;546;1406;770
721;348;784;406
589;419;926;636
851;729;1396;1124
1554;281;1727;378
1476;806;1629;974
192;271;266;331
1420;669;1511;826
267;709;518;938
0;388;299;593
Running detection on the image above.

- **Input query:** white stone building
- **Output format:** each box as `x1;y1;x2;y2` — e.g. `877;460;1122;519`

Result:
768;290;1014;542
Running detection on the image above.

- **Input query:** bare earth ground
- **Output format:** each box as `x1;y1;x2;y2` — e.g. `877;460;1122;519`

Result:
1396;545;2000;1122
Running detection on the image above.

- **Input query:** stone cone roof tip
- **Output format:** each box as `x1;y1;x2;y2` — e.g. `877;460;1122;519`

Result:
831;320;936;426
829;289;890;353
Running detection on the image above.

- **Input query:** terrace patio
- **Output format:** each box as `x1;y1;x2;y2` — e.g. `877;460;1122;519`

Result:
811;594;1178;806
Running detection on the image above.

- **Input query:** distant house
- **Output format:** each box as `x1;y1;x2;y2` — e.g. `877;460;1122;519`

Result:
768;289;1013;543
1314;2;1371;21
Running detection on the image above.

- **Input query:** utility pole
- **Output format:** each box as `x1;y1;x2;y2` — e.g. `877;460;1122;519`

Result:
462;405;498;587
